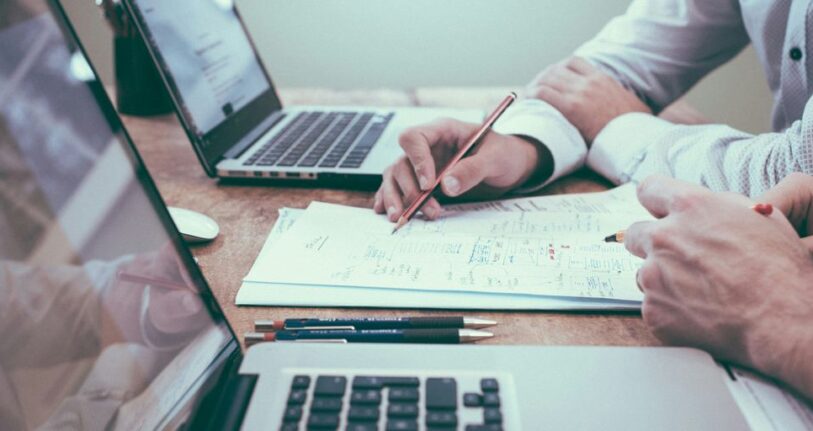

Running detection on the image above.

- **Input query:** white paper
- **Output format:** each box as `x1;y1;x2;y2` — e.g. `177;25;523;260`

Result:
246;197;648;301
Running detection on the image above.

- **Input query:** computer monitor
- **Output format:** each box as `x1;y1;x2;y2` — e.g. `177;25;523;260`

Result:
0;1;237;429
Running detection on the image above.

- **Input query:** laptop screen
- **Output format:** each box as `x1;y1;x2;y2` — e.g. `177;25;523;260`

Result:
0;1;235;429
126;0;284;169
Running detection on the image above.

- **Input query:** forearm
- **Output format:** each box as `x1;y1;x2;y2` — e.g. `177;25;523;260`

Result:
574;0;748;112
588;112;813;197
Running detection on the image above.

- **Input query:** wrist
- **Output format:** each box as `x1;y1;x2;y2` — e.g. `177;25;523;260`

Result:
749;265;813;398
512;134;553;190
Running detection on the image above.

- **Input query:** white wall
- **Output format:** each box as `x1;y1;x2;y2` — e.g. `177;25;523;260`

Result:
63;0;773;133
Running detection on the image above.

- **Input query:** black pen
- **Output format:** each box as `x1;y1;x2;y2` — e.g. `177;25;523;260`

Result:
244;329;493;345
254;316;497;332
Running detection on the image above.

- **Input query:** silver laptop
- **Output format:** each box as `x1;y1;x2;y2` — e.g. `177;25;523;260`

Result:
121;0;482;186
0;2;751;429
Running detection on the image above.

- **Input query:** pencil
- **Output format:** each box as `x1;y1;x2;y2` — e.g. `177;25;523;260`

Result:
603;203;774;244
391;92;518;234
117;271;194;292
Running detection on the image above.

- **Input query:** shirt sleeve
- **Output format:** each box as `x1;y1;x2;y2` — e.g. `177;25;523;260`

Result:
574;0;750;112
588;96;813;197
492;98;587;192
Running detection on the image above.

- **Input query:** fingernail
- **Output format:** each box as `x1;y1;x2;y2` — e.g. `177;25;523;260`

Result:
442;176;460;195
387;206;396;217
419;175;429;190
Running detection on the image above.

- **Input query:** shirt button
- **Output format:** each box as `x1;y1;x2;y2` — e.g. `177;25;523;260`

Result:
789;47;803;61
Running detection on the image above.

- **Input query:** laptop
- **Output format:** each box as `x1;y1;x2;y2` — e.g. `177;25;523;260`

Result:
119;0;482;186
0;1;752;429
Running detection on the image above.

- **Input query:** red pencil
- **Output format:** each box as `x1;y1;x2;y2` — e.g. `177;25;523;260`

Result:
391;92;517;234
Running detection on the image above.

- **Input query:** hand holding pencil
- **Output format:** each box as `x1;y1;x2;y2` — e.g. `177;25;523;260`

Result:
374;93;546;223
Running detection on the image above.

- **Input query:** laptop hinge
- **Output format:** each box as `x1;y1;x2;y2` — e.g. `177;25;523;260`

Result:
223;111;286;160
182;352;258;430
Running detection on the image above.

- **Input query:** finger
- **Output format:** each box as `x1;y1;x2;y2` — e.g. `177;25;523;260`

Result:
565;57;597;76
533;84;569;111
373;190;384;213
623;221;657;259
636;260;664;293
537;65;583;92
379;175;404;221
392;162;442;219
422;197;443;220
399;120;476;190
636;175;709;218
757;173;813;235
441;155;491;197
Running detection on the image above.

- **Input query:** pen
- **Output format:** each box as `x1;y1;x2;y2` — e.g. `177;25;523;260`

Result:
117;271;195;292
243;329;493;345
254;316;497;331
604;203;774;243
391;92;517;234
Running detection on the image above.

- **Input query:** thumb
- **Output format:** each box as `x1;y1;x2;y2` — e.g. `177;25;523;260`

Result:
440;156;490;197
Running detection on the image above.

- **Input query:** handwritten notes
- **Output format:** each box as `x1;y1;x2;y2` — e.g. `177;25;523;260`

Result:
245;187;649;301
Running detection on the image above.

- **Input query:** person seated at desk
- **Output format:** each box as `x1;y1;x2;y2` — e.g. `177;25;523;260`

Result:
625;173;813;402
374;0;813;220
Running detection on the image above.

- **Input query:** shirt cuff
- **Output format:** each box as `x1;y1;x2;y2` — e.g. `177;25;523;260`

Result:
588;112;673;184
492;99;587;193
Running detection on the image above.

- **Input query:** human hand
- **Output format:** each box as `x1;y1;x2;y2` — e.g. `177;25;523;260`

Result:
758;173;813;251
104;244;206;346
527;57;651;144
374;118;545;221
624;175;813;398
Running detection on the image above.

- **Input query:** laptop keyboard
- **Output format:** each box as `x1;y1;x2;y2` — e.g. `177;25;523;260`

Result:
279;375;505;431
244;111;394;170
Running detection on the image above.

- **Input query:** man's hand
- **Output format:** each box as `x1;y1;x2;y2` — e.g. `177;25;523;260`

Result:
374;118;548;221
624;175;813;399
527;57;651;143
759;172;813;251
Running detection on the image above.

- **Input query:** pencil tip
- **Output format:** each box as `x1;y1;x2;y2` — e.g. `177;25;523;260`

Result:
604;234;616;243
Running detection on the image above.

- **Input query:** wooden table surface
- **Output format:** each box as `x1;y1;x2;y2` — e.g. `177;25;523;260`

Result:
121;87;660;348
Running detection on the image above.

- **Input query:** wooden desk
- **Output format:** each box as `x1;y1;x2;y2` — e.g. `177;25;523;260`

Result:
121;87;660;348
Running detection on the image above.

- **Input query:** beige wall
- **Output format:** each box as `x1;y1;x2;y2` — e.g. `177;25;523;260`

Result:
62;0;773;133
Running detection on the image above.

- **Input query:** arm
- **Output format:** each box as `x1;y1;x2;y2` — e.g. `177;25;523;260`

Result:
574;0;750;113
588;96;813;196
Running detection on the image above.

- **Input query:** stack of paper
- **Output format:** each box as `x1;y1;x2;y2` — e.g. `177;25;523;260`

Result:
237;185;652;310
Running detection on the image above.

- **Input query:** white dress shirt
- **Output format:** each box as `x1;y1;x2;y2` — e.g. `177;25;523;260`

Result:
493;0;813;197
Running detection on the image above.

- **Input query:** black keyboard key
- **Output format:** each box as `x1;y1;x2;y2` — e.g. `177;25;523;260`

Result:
283;406;302;422
386;419;418;431
348;406;380;422
426;411;457;427
465;426;503;431
311;397;343;412
425;378;457;410
346;423;378;431
463;393;483;407
484;408;503;424
483;393;500;407
351;390;382;405
291;375;311;389
288;390;307;405
307;412;339;429
387;403;418;418
279;424;299;431
481;378;499;392
314;376;347;397
388;388;419;402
